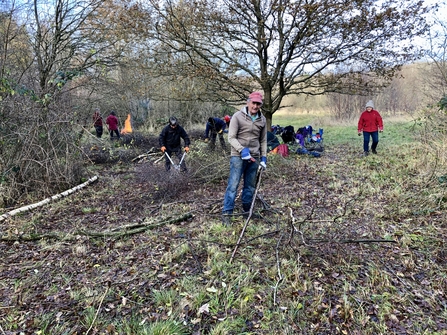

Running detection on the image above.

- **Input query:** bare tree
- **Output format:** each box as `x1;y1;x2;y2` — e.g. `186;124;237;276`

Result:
327;63;428;120
424;18;447;106
0;0;129;206
327;93;365;120
141;0;433;128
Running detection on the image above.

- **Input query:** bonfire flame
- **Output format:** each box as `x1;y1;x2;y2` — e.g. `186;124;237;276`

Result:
121;114;132;134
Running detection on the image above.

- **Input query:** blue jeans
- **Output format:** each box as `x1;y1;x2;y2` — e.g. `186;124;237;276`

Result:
223;156;259;213
363;131;379;152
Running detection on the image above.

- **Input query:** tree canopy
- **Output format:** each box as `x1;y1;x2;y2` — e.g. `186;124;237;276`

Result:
141;0;434;126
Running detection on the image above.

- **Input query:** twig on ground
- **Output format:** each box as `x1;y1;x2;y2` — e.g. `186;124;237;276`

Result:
287;207;309;246
257;194;271;210
80;213;192;238
310;238;397;244
186;234;203;273
273;232;285;306
131;151;159;162
85;283;110;335
154;154;165;164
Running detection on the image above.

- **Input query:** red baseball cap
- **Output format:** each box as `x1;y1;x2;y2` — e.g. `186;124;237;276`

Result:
248;92;263;103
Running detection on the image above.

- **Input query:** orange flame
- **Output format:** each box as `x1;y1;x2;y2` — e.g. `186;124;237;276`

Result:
121;114;132;134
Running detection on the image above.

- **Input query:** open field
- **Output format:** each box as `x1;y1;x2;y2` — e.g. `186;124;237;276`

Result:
273;110;418;147
1;115;446;334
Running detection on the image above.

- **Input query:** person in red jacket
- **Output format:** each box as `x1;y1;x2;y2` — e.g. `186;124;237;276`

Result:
358;100;383;156
106;110;120;140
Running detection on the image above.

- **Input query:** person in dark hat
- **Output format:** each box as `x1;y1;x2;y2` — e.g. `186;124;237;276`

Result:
159;116;191;172
204;116;227;150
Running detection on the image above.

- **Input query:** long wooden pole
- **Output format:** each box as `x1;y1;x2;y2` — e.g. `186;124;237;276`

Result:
230;167;263;263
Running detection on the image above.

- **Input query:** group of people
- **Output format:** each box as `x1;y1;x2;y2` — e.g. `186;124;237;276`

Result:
156;92;267;225
92;109;120;140
93;93;383;226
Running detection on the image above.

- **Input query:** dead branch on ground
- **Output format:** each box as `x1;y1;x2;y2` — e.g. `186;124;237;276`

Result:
0;213;193;241
230;168;264;263
0;176;99;222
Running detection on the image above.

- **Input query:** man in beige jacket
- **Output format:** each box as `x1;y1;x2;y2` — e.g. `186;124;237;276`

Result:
222;91;267;225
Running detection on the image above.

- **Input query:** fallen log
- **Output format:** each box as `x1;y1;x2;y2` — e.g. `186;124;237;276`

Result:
0;213;193;242
0;176;98;222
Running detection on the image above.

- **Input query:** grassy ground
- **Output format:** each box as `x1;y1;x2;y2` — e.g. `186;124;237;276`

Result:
1;112;447;334
273;110;418;147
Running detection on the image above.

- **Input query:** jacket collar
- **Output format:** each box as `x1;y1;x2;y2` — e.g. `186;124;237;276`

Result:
244;106;261;119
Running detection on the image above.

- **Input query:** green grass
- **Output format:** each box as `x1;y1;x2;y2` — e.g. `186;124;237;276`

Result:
273;110;418;147
2;108;447;334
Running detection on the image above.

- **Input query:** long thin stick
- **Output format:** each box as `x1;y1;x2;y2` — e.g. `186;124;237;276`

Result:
230;167;263;263
85;284;109;335
273;232;285;306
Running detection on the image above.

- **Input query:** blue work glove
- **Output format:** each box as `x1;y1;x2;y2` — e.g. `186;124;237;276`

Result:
223;129;228;133
241;148;252;160
260;156;267;170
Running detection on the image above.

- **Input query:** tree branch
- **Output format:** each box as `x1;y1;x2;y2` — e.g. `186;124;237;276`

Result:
0;176;99;222
0;213;193;242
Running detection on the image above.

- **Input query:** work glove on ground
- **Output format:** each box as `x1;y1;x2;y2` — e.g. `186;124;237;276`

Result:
260;156;267;170
161;146;166;152
184;147;190;153
241;147;253;160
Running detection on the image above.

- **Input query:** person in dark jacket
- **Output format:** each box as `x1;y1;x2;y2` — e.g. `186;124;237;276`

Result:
204;117;227;150
159;116;191;172
358;100;383;156
106;110;120;140
92;108;103;138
